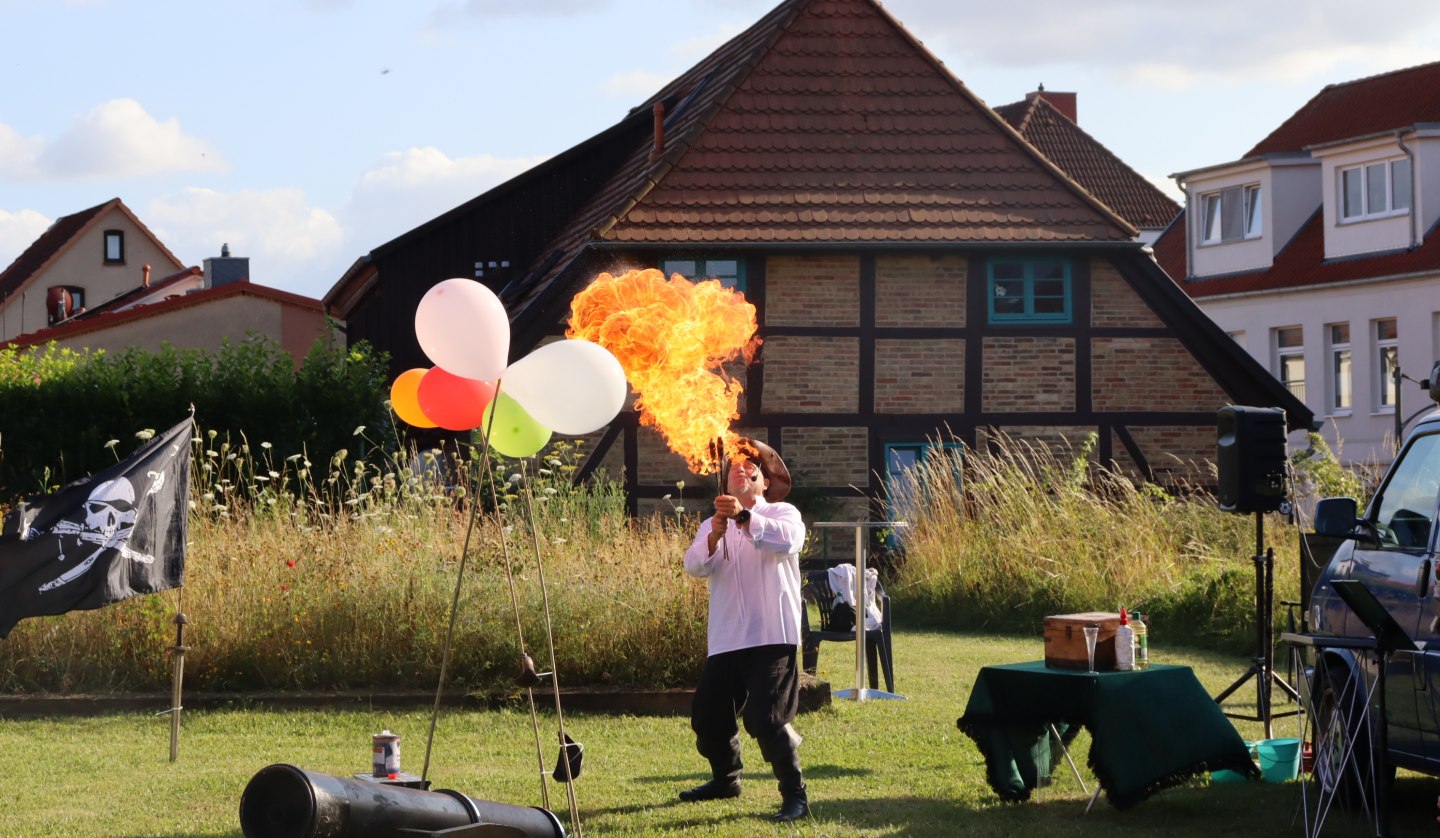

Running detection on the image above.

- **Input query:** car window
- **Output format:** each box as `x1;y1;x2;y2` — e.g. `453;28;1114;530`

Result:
1373;433;1440;549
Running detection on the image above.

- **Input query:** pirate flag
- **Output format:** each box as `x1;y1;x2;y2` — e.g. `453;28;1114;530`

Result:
0;417;191;638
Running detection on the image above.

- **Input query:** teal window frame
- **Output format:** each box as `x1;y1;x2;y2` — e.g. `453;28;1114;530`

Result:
987;259;1071;324
661;257;746;293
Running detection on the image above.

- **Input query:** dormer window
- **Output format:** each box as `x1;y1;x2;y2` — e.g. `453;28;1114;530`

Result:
1200;184;1262;243
1340;158;1411;221
103;230;125;264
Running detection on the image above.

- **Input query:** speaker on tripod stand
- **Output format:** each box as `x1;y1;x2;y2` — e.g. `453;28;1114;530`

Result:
1213;405;1301;738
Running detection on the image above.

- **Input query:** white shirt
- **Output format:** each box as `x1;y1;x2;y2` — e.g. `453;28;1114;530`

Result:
683;497;807;657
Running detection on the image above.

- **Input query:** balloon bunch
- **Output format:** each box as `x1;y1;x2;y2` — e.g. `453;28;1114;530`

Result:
389;278;628;457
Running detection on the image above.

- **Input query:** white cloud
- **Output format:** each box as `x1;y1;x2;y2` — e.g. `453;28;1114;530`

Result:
0;208;53;271
36;99;226;181
0;124;43;179
343;146;548;254
888;0;1440;89
144;187;343;293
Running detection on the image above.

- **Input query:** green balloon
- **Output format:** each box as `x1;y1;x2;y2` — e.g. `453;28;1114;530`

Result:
482;392;552;458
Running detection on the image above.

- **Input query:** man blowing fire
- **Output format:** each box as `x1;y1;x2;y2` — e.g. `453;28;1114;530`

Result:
680;438;809;822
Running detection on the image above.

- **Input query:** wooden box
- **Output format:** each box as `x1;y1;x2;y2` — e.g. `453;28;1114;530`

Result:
1044;612;1121;670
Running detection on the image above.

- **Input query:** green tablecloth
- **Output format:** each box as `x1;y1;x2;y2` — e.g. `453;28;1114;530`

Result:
957;661;1258;809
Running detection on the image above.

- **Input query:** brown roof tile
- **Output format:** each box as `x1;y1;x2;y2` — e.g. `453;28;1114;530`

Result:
508;0;1133;318
0;200;114;300
1246;61;1440;156
995;95;1180;230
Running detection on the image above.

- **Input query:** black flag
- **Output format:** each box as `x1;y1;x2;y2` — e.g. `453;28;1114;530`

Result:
0;417;192;638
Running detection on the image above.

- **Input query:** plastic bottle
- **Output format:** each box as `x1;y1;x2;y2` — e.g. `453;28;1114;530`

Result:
1133;612;1149;669
1114;608;1135;671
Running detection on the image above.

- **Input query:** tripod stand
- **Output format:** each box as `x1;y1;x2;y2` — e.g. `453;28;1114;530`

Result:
1214;510;1301;738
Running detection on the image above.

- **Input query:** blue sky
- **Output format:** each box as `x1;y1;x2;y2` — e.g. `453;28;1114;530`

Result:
4;0;1440;300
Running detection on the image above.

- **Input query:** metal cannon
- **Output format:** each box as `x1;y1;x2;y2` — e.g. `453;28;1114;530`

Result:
239;763;565;838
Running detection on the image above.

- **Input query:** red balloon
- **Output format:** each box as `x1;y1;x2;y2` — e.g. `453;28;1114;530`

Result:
416;367;497;431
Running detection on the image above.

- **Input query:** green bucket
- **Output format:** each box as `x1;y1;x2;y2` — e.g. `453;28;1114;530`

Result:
1256;738;1301;783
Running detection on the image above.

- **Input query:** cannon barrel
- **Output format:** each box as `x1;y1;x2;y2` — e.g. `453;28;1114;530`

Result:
239;763;565;838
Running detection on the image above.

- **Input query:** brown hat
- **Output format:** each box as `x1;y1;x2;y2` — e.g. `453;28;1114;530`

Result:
736;437;791;502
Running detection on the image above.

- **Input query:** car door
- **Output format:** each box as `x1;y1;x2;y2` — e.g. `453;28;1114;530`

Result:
1355;430;1440;761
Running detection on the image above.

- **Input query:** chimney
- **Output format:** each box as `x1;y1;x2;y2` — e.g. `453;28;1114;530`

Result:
143;264;151;287
1025;84;1077;124
203;243;250;288
649;102;666;161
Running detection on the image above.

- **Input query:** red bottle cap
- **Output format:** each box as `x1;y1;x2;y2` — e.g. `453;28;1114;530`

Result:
1119;607;1129;624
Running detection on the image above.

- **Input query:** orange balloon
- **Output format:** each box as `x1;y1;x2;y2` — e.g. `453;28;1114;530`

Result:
390;368;437;428
417;367;497;431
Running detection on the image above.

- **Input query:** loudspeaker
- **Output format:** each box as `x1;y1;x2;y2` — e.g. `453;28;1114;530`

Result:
1216;405;1288;513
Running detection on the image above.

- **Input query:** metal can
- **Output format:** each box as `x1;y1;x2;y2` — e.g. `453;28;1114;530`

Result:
372;730;401;777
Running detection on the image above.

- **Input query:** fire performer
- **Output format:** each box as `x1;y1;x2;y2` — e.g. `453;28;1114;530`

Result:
680;438;809;822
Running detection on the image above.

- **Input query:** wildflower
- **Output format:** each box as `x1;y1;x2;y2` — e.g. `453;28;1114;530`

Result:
261;441;273;449
508;474;522;485
286;560;296;568
543;487;558;496
286;454;303;462
104;439;119;450
268;470;279;479
207;429;218;439
538;468;553;476
353;426;366;436
675;506;686;514
135;428;155;441
676;480;685;491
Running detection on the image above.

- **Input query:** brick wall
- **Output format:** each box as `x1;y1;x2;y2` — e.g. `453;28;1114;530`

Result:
781;426;870;487
980;337;1076;412
1090;259;1162;328
1122;425;1215;484
875;253;966;327
766;254;859;327
1091;337;1229;412
978;424;1098;463
875;339;964;412
761;336;859;412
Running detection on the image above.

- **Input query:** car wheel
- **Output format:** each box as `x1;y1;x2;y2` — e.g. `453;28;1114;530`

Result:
1312;662;1389;811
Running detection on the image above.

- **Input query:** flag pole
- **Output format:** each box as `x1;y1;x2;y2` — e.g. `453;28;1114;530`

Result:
167;610;188;762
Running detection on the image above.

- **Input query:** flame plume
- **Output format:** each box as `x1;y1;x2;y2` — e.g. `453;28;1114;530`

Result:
567;268;760;474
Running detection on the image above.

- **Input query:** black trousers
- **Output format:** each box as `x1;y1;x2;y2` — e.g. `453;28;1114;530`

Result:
691;644;799;746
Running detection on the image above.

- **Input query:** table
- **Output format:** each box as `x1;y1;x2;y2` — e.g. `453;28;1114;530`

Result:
957;661;1257;809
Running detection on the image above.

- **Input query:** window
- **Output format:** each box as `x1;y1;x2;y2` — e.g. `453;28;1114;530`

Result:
1200;184;1262;243
103;230;124;263
1377;318;1398;410
1340;158;1411;220
662;258;744;292
1275;326;1305;400
987;259;1071;324
1372;432;1440;549
1327;323;1351;413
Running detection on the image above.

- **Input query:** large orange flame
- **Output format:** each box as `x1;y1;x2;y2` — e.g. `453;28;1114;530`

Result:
567;268;760;474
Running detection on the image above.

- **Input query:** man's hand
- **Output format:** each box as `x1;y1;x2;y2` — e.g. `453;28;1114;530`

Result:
706;510;729;554
714;494;742;519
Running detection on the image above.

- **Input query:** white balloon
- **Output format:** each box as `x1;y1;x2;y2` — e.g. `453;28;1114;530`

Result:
414;278;510;381
503;339;629;435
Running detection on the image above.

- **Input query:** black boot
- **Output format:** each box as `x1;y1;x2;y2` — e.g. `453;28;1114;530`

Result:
679;735;742;802
759;726;809;822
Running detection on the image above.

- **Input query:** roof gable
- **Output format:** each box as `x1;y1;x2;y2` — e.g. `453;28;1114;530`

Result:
0;198;186;302
1246;60;1440;156
995;95;1180;230
507;0;1134;318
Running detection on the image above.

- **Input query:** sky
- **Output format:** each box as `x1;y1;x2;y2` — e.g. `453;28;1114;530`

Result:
4;0;1440;302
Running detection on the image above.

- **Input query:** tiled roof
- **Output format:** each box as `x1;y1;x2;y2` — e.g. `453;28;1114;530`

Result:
0;200;113;300
1246;60;1440;156
994;95;1180;230
1154;208;1440;298
62;267;203;322
508;0;1133;316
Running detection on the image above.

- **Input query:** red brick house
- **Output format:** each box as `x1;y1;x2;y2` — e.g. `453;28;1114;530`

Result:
326;0;1309;517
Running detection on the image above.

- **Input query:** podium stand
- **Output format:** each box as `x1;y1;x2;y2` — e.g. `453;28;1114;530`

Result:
812;521;906;701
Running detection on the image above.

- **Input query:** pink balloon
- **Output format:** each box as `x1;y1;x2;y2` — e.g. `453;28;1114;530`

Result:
416;367;497;431
415;278;511;381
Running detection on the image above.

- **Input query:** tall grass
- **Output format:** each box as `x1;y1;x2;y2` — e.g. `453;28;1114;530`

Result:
887;431;1301;654
2;425;1358;693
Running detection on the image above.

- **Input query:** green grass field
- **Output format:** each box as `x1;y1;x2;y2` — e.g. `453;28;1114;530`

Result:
2;629;1435;837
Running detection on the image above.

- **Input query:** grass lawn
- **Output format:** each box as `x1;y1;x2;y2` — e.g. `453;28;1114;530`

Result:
2;629;1436;837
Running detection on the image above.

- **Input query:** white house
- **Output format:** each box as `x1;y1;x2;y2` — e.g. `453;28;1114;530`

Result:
1154;61;1440;466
